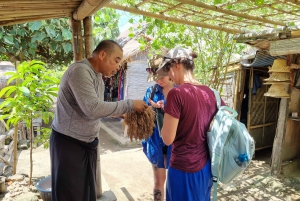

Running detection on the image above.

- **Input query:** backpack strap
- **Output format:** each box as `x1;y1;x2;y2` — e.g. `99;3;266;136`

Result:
210;88;221;109
150;84;158;100
210;87;221;201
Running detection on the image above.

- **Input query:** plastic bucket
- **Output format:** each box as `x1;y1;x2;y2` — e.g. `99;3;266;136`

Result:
36;176;51;201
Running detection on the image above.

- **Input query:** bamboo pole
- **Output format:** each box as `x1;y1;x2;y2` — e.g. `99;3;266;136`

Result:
70;15;84;61
83;16;93;58
177;0;285;26
249;122;276;129
218;33;234;91
88;0;112;16
0;1;80;6
0;15;69;27
106;3;243;34
0;9;74;15
2;0;81;2
73;0;111;21
29;115;33;186
233;69;240;111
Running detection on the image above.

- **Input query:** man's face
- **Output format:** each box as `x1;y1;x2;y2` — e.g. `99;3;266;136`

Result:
100;46;123;77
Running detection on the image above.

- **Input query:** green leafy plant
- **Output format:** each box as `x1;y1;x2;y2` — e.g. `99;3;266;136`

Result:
0;60;60;185
0;8;121;67
0;19;73;66
93;8;121;43
128;17;246;89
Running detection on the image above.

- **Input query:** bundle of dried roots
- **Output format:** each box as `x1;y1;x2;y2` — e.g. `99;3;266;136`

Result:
123;106;156;141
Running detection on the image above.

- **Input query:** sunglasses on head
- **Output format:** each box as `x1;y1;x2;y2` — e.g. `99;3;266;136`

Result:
163;56;173;61
146;67;158;74
163;58;178;72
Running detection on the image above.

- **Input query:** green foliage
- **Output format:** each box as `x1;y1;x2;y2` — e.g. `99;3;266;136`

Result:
0;8;121;67
254;0;265;6
130;17;247;88
0;60;60;147
93;8;121;44
0;19;73;65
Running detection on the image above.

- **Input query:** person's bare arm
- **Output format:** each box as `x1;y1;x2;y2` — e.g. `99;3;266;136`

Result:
161;113;179;146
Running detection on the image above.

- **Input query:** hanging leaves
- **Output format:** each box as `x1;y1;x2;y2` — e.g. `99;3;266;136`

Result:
0;18;74;65
92;8;121;44
28;21;42;31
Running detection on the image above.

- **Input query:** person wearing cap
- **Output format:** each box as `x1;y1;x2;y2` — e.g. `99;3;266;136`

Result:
142;54;175;201
157;47;224;201
50;40;148;201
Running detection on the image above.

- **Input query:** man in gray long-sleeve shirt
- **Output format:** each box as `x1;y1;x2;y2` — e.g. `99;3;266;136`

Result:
50;40;148;201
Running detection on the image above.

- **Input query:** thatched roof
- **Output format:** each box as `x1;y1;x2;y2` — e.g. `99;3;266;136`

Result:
117;24;150;61
1;0;300;34
0;0;110;26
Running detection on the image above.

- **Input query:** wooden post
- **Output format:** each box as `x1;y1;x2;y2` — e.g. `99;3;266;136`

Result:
247;67;254;130
270;98;289;176
83;16;102;198
83;16;93;58
233;69;240;111
237;69;246;121
70;15;84;61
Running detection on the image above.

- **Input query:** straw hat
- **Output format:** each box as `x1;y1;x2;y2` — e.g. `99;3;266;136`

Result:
268;59;290;73
263;72;290;82
147;54;164;82
264;83;290;98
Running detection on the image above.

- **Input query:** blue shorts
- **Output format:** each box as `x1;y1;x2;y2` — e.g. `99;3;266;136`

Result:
166;160;212;201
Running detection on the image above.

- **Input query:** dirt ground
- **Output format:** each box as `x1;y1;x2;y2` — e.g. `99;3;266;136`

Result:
1;127;300;201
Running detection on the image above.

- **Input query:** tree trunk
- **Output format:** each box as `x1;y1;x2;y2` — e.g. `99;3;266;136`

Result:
29;115;33;186
13;126;18;174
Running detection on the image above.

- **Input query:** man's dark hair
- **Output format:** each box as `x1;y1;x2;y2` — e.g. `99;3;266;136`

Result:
93;40;122;55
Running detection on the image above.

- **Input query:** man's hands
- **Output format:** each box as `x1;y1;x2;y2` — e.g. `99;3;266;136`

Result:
132;100;148;112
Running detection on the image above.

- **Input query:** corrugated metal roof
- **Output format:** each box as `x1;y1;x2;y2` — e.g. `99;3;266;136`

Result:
241;50;285;68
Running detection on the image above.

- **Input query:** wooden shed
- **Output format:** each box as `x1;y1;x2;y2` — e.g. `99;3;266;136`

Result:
223;29;300;176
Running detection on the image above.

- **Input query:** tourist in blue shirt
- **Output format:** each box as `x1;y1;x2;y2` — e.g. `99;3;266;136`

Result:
142;54;175;201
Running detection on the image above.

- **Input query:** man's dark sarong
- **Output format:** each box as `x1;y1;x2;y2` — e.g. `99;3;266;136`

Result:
50;129;98;201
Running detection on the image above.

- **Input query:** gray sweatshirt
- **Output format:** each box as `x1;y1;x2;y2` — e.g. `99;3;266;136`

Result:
52;59;134;142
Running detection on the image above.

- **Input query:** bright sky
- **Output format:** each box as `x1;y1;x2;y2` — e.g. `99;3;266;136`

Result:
117;11;142;32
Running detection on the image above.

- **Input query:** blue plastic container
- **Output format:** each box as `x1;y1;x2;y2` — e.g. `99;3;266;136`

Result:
36;176;51;201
